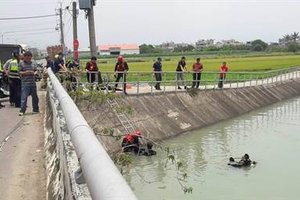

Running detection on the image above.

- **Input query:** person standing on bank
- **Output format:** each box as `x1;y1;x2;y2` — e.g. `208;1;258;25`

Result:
0;60;5;108
218;62;229;88
176;56;187;89
85;56;102;84
114;55;129;94
191;58;203;89
7;51;21;107
53;52;67;74
45;56;54;69
153;57;162;90
19;51;39;116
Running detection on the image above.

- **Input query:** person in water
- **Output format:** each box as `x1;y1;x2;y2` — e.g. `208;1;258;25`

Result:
121;130;156;156
228;153;256;167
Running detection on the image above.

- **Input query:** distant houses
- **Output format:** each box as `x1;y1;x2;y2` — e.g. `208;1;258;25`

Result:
99;44;140;55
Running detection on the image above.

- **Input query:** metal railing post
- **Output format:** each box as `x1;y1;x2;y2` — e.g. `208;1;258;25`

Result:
137;72;140;96
151;71;154;95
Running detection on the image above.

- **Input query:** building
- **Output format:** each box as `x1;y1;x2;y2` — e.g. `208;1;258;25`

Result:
221;39;243;46
77;47;92;57
46;45;64;59
159;41;176;51
99;44;140;55
195;39;214;50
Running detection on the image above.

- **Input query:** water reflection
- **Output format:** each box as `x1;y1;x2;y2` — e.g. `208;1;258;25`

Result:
126;97;300;200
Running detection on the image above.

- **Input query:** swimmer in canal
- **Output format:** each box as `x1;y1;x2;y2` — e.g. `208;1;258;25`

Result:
228;153;257;167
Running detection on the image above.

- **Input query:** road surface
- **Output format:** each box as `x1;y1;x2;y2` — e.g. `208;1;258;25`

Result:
0;90;46;200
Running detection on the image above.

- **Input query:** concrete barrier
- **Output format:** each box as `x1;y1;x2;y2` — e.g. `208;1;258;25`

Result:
45;77;90;199
45;69;137;200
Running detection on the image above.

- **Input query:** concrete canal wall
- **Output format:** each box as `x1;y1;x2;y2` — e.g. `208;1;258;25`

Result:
44;77;300;199
79;78;300;155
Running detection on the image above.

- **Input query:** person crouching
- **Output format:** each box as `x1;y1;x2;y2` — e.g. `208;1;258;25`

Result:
121;130;156;156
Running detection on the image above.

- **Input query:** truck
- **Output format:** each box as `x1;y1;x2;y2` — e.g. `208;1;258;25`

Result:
0;44;24;99
0;44;24;64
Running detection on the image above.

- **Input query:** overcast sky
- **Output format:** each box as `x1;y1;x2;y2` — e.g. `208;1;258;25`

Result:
0;0;299;50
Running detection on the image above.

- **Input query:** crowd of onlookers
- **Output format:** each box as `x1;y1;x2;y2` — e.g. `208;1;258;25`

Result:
0;51;230;113
0;50;39;115
153;56;229;90
46;54;229;95
81;55;229;94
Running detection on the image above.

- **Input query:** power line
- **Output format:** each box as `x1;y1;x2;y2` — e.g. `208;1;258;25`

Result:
4;31;57;39
3;28;54;34
0;14;58;21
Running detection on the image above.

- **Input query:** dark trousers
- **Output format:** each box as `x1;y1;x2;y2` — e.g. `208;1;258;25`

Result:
1;73;9;91
87;71;103;84
115;72;127;92
192;73;202;88
218;74;226;88
218;78;225;88
20;85;39;113
154;72;162;89
8;78;21;107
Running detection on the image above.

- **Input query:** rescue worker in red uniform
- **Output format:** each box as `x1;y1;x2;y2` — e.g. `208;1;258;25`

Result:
218;62;229;88
122;130;156;156
85;56;102;84
114;56;129;95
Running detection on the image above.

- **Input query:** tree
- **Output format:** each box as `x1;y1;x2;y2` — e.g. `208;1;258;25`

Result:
291;32;299;42
139;44;155;54
250;39;268;51
174;45;195;52
287;42;300;52
280;32;300;52
139;44;162;54
283;34;292;43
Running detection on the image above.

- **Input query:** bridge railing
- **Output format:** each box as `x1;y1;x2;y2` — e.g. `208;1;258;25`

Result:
47;68;138;200
61;66;300;95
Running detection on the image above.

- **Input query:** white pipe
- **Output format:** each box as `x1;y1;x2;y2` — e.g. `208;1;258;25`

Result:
47;68;137;200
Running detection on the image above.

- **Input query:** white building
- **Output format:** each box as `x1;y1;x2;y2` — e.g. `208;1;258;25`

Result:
195;39;215;49
221;39;243;46
77;47;92;57
99;44;140;55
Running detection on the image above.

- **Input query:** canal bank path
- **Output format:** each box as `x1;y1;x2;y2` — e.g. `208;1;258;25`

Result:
0;89;46;200
110;70;300;95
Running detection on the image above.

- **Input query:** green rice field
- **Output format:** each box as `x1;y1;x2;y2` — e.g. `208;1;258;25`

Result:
77;54;300;84
81;54;300;72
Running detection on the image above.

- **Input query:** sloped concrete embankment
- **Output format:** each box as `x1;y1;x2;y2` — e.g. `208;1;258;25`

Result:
79;79;300;155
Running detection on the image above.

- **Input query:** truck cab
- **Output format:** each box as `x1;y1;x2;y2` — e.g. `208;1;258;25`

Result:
0;44;24;65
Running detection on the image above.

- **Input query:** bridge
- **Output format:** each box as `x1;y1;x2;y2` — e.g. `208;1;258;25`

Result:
0;67;300;200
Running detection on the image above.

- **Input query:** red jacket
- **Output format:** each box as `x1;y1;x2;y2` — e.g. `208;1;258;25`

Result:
115;61;129;72
219;64;229;78
86;61;98;71
192;62;203;73
124;132;141;144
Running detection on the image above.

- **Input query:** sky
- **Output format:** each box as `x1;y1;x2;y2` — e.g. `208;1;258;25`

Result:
0;0;300;50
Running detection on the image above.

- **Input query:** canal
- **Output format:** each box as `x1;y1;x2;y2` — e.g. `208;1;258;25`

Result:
125;97;300;200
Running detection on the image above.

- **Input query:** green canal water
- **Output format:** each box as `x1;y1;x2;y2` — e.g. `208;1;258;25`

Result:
125;97;300;200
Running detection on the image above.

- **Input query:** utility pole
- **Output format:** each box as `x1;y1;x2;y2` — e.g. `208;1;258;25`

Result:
87;1;97;57
59;3;65;52
72;2;78;41
72;1;79;59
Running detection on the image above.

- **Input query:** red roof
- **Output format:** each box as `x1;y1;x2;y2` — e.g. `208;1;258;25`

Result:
99;44;139;51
